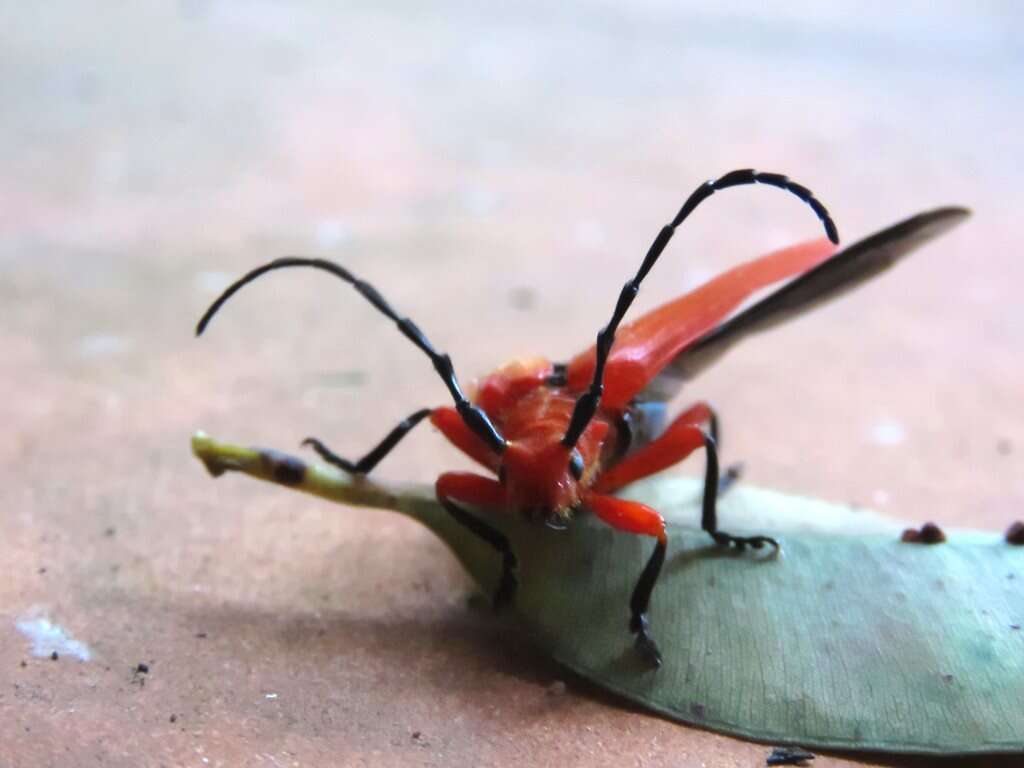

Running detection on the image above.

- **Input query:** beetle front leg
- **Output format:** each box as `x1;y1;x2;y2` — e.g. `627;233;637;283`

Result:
302;408;434;474
584;491;667;667
436;472;517;609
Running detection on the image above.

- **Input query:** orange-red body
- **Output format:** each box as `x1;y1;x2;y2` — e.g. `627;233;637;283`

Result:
431;236;837;541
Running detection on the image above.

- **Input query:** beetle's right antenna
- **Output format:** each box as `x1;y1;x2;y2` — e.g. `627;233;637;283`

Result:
562;169;839;448
196;257;507;454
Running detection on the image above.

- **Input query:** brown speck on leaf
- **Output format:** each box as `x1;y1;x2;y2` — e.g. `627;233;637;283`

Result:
1005;521;1024;545
901;522;945;544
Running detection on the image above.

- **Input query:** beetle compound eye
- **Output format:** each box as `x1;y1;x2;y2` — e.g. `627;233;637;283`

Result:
568;450;584;480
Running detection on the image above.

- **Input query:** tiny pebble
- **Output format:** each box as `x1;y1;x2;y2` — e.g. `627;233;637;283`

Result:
50;651;59;661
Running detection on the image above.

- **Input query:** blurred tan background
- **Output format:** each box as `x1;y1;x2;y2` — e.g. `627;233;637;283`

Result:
2;2;1021;766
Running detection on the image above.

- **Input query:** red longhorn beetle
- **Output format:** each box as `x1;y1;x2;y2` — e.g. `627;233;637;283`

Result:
197;169;967;666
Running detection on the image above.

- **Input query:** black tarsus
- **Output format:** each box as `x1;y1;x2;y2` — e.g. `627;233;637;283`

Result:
439;494;518;609
302;408;433;474
562;169;838;448
629;537;667;667
195;257;507;455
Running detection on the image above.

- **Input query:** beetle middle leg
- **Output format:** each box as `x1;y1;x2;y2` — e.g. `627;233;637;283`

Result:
594;409;777;551
436;472;518;609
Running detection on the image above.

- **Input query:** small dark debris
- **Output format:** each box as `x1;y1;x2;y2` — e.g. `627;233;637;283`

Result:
942;674;955;683
1011;624;1020;631
50;651;59;661
195;632;207;639
104;526;116;537
996;438;1013;455
411;731;421;740
20;660;27;668
135;663;149;675
901;522;946;544
37;567;46;574
1005;521;1024;546
767;746;815;766
690;702;706;719
169;714;177;723
508;286;536;310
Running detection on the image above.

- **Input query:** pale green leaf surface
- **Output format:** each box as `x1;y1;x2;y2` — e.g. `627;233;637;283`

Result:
192;432;1024;755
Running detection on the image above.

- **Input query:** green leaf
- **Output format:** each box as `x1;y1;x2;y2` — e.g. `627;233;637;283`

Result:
192;432;1024;755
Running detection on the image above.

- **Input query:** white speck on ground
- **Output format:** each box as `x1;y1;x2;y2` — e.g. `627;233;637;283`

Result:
16;615;92;661
868;418;907;446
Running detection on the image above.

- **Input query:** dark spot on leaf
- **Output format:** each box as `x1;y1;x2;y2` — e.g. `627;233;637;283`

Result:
260;449;307;485
50;651;58;661
767;745;815;766
822;580;834;592
1005;521;1024;545
901;522;945;544
706;576;716;588
933;579;945;591
690;702;706;719
1011;624;1020;631
942;673;954;683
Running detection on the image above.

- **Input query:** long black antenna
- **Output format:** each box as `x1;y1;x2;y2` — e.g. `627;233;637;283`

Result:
196;257;507;454
562;169;839;447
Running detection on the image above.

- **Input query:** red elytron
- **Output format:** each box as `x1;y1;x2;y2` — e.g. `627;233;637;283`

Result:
197;169;967;665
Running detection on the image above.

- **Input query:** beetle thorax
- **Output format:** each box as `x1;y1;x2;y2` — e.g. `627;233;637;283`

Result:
501;439;579;521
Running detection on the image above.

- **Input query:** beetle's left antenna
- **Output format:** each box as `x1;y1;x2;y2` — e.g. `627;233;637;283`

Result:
196;257;507;454
562;169;839;448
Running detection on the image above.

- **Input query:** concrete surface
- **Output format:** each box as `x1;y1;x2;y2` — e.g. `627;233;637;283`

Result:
2;2;1022;766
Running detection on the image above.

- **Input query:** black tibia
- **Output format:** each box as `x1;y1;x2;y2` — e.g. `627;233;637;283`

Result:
195;257;507;455
629;536;667;667
699;431;778;551
439;495;518;609
562;170;839;448
302;408;432;475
